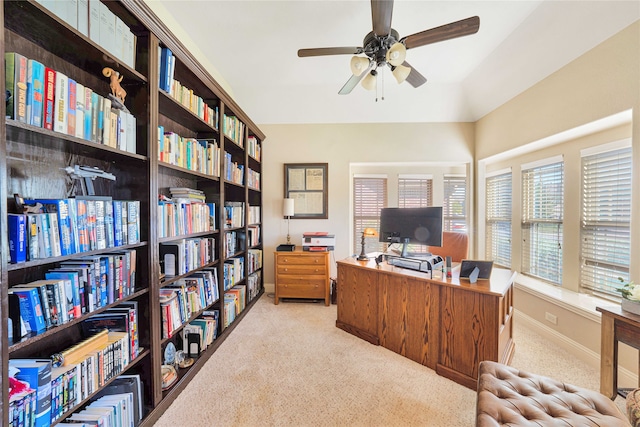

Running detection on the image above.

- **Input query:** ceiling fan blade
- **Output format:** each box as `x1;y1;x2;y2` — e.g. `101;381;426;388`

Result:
339;62;375;95
401;16;480;50
298;47;363;57
371;0;393;36
402;61;427;88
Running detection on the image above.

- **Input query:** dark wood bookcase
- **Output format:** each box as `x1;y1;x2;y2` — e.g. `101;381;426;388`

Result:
0;1;265;425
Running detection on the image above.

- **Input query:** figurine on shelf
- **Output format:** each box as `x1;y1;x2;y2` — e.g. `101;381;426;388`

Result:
102;66;127;104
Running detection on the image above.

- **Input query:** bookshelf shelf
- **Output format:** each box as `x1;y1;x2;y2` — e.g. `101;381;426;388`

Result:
1;0;264;425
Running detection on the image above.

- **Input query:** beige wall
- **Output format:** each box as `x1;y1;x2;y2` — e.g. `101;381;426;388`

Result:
260;122;474;284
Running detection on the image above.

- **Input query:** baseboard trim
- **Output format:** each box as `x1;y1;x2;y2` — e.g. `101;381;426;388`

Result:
515;309;637;387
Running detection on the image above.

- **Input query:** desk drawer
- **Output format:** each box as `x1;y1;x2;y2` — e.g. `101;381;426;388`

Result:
277;264;326;275
276;279;326;299
277;254;326;266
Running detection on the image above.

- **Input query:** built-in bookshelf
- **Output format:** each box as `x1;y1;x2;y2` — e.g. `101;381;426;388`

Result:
0;1;265;426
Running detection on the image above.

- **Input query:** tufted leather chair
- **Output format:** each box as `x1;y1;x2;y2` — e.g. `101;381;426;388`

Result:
428;231;469;263
476;360;631;426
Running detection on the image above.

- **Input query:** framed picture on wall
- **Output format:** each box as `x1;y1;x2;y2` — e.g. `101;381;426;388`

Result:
284;163;328;219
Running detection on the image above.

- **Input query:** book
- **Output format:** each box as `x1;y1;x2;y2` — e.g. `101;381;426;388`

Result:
27;58;45;127
9;286;46;333
33;199;77;256
75;82;86;139
45;271;82;318
26;214;39;260
54;70;69;133
67;77;77;136
9;359;53;427
92;374;143;426
13;282;53;329
5;52;28;122
43;66;56;130
8;293;28;338
8;213;27;263
84;86;93;140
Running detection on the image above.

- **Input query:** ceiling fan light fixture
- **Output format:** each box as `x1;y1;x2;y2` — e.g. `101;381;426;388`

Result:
386;42;406;66
392;64;411;84
361;70;377;91
350;56;370;76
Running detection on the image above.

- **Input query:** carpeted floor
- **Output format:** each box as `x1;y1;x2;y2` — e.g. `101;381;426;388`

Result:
154;293;625;426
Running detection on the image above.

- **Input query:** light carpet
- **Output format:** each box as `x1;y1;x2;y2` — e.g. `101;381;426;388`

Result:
154;293;625;426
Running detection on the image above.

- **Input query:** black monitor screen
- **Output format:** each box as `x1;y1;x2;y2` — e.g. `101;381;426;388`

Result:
379;207;443;249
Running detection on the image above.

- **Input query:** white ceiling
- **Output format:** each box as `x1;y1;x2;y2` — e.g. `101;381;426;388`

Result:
149;0;639;125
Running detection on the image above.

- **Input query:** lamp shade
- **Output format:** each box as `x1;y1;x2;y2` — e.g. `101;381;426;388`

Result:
386;42;406;66
363;228;378;237
350;56;370;76
392;64;411;84
283;198;295;217
361;71;377;91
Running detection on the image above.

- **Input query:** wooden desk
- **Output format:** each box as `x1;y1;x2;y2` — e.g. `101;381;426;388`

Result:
597;305;640;399
336;257;516;389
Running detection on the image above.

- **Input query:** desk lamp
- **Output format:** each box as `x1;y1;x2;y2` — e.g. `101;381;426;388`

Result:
277;198;296;251
357;228;378;261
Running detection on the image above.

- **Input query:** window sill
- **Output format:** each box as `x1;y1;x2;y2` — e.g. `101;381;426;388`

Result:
514;275;617;323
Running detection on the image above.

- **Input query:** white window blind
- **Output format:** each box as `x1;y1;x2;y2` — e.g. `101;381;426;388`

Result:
443;175;467;232
399;177;433;253
580;147;631;297
521;161;564;284
486;172;512;268
354;177;387;253
399;177;433;207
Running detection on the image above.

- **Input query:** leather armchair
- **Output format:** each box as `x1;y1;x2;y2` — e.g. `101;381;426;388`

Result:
428;231;469;262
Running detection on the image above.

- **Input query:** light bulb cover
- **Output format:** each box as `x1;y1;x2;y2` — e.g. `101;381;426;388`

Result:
392;64;411;84
361;71;377;91
283;198;295;217
386;42;407;67
350;56;370;76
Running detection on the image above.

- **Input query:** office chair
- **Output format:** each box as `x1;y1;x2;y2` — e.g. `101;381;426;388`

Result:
428;231;469;263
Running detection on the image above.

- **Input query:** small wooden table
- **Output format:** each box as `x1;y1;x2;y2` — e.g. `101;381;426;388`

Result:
597;305;640;399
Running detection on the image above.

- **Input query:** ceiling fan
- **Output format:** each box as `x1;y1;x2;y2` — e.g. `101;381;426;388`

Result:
297;0;480;95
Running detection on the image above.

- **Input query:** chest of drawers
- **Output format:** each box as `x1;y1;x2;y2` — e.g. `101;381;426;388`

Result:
274;250;330;305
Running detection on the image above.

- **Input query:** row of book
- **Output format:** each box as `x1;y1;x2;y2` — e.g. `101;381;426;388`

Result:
224;231;246;258
224;151;244;185
160;269;220;339
159;237;216;277
224;201;245;229
247;225;261;247
5;52;137;154
181;310;219;357
247;168;261;190
223;258;244;291
9;326;135;427
158;47;218;129
223;285;247;328
222;114;246;147
247;271;262;302
247;249;263;275
158;127;221;177
8;198;140;264
37;0;137;68
247;136;261;161
157;199;215;239
8;250;137;339
249;205;261;225
56;391;135;427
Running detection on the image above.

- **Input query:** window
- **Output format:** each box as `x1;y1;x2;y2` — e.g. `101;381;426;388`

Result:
398;176;432;208
580;146;631;298
354;176;387;254
521;159;564;284
443;175;467;232
486;172;512;268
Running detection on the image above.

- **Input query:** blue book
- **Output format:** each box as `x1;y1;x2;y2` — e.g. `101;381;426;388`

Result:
10;287;46;333
9;359;52;427
8;213;27;263
104;200;115;248
27;59;45;127
31;199;77;256
113;200;123;246
45;271;82;318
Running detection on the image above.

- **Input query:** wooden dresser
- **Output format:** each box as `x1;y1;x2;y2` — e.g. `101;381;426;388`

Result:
274;250;331;305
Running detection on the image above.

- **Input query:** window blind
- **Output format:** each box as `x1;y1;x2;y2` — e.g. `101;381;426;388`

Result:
486;172;512;268
399;178;433;207
521;161;564;284
353;177;387;253
580;147;631;297
443;175;467;232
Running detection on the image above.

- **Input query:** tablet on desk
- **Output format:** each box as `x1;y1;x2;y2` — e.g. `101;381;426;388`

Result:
459;260;494;280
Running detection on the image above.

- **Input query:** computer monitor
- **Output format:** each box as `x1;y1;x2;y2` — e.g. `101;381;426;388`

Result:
378;207;443;257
